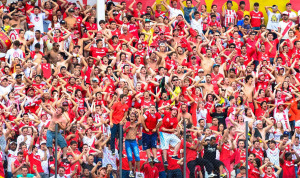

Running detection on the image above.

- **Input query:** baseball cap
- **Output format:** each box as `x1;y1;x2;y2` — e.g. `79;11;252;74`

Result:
15;74;22;79
92;78;99;83
60;20;66;24
40;141;46;145
10;141;17;145
62;101;69;106
213;64;220;68
282;11;289;16
68;8;75;12
120;79;126;82
198;69;204;73
239;1;245;5
215;103;222;107
28;23;35;28
171;106;178;110
74;7;79;10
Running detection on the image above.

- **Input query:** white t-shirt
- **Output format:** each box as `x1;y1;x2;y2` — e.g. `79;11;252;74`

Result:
167;5;183;19
278;20;293;39
5;48;24;66
7;149;18;172
0;84;12;96
82;135;96;147
266;10;281;31
196;108;207;127
29;13;47;33
37;149;50;174
274;108;290;131
102;146;119;170
25;30;35;41
191;18;203;34
266;147;280;166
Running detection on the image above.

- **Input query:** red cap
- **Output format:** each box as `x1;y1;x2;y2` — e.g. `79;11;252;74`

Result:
28;23;35;28
74;7;79;10
74;30;80;34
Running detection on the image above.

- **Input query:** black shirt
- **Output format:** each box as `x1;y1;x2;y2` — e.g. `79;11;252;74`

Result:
210;112;227;128
203;144;217;161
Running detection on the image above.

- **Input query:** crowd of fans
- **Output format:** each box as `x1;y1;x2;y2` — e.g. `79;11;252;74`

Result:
1;0;300;177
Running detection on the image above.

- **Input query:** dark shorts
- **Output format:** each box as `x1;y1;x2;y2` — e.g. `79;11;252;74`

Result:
142;132;158;150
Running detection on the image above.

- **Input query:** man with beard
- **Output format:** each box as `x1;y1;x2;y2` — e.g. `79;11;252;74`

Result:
178;104;192;125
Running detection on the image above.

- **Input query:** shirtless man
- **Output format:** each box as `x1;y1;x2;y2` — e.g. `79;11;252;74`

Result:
9;11;26;29
197;74;214;94
56;51;72;69
236;75;255;111
41;103;69;161
197;47;214;75
64;8;77;30
46;42;60;64
178;104;192;124
124;110;143;177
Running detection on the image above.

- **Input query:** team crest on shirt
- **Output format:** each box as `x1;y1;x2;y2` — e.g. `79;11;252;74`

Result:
123;109;125;111
13;51;19;57
34;16;40;22
166;118;169;122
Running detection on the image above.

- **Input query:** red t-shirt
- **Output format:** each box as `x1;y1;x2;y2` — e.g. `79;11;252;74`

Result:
90;47;108;58
111;102;129;124
143;111;162;134
250;11;264;27
28;153;43;173
281;160;295;178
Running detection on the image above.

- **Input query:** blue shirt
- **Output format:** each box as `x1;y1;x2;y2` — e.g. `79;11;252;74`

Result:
183;7;197;24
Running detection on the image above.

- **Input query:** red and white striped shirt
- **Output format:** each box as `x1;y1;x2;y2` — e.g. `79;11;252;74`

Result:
224;9;237;27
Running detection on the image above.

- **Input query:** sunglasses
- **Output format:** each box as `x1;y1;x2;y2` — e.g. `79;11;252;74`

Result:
229;47;235;49
215;35;220;36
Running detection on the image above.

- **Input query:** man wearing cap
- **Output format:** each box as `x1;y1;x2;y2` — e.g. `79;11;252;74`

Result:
283;3;297;24
265;5;282;31
25;23;35;41
128;1;146;18
64;8;77;30
211;63;224;94
160;106;181;166
250;3;264;30
278;11;293;40
27;6;49;33
210;103;227;128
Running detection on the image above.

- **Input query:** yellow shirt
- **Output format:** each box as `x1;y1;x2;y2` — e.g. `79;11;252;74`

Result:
141;28;154;45
3;25;10;32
